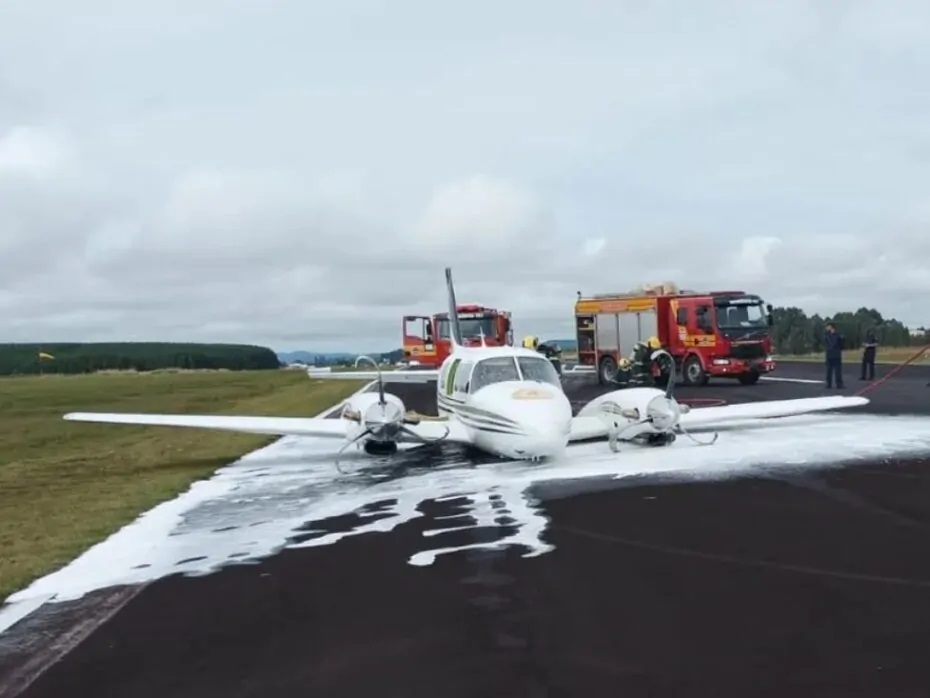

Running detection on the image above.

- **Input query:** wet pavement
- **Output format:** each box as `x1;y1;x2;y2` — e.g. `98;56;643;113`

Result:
4;361;930;697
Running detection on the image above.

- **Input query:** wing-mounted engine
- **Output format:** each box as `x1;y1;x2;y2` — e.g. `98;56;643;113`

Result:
335;355;450;470
577;349;718;450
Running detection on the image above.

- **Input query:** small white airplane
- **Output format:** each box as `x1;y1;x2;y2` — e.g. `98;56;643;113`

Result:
63;267;870;464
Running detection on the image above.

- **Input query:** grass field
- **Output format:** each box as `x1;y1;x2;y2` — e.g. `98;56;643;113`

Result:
777;346;930;364
0;370;367;603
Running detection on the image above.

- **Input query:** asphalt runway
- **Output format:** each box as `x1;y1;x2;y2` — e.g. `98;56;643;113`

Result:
4;361;930;697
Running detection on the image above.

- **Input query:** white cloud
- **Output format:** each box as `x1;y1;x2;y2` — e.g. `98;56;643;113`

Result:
1;0;929;351
0;125;74;178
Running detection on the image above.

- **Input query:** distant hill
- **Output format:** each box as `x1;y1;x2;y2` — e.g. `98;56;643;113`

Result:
278;349;403;366
0;342;280;375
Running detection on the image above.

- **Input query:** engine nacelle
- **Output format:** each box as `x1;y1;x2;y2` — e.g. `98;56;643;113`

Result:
577;386;689;446
340;391;405;421
339;390;409;444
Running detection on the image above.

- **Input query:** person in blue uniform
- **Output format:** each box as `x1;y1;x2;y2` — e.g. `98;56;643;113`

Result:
824;323;844;389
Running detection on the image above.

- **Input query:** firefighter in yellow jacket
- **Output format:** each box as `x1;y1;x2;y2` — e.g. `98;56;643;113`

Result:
626;336;665;386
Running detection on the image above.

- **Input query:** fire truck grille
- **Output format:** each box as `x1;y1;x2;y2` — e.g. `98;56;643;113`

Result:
729;342;767;360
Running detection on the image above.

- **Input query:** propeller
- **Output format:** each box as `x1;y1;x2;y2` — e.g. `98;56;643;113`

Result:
599;348;717;450
650;347;718;446
333;355;451;472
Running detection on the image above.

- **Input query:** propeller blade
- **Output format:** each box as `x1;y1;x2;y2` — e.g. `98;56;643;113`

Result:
399;423;450;444
334;427;373;473
354;354;386;405
674;423;718;446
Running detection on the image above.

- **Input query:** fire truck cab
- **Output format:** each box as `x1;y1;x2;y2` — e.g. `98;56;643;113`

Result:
402;305;513;368
575;285;776;386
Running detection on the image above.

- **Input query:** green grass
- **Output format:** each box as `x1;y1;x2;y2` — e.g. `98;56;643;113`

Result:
777;346;930;364
0;370;367;602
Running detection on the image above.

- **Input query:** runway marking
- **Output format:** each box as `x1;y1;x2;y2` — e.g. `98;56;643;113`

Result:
560;525;930;588
761;376;822;384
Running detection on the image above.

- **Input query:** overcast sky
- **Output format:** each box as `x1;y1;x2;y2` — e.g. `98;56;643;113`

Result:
1;0;929;352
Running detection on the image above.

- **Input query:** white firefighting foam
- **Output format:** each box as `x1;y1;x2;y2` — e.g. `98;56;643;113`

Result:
4;405;930;620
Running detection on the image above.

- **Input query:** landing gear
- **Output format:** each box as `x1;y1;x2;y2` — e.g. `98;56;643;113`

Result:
641;432;676;446
363;440;398;456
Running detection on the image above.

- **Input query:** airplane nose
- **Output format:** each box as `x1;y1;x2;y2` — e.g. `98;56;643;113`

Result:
468;382;573;459
504;391;573;456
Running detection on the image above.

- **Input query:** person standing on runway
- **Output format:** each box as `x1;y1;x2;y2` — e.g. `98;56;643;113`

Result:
824;323;845;389
860;327;878;381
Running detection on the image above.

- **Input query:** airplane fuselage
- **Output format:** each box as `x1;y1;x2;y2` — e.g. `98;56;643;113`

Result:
433;346;574;460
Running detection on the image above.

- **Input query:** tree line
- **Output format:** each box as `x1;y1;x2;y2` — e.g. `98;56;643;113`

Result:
0;342;281;376
770;306;923;355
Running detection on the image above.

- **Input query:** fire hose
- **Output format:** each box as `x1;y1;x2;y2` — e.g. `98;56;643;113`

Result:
854;343;930;397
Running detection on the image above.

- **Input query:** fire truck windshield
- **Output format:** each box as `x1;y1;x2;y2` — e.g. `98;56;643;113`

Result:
435;316;496;341
714;298;767;329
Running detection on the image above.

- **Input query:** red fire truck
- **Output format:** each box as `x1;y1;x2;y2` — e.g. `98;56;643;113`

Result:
574;284;776;386
402;305;513;368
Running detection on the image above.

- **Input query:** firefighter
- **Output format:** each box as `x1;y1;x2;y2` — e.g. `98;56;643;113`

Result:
860;327;877;381
629;339;655;385
536;339;563;375
614;356;633;385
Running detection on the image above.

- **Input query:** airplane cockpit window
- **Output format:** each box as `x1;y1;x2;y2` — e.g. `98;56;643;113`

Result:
469;357;520;392
517;356;561;387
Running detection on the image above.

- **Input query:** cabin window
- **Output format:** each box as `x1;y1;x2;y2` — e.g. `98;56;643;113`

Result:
516;356;561;387
469;357;520;392
453;361;472;393
676;307;688;325
696;305;713;331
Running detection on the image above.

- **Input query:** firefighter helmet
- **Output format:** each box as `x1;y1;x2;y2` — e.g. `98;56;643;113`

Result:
522;335;539;349
646;336;661;349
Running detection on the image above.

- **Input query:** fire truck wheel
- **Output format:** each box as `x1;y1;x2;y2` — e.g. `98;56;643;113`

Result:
682;355;708;386
598;356;618;385
738;371;760;385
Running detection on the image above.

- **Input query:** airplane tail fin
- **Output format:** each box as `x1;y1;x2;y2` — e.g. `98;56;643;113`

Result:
444;267;462;347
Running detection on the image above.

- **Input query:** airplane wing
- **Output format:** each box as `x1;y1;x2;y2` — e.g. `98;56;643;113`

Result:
308;369;439;383
677;395;869;430
62;411;471;444
568;415;614;442
567;395;869;442
63;412;352;438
